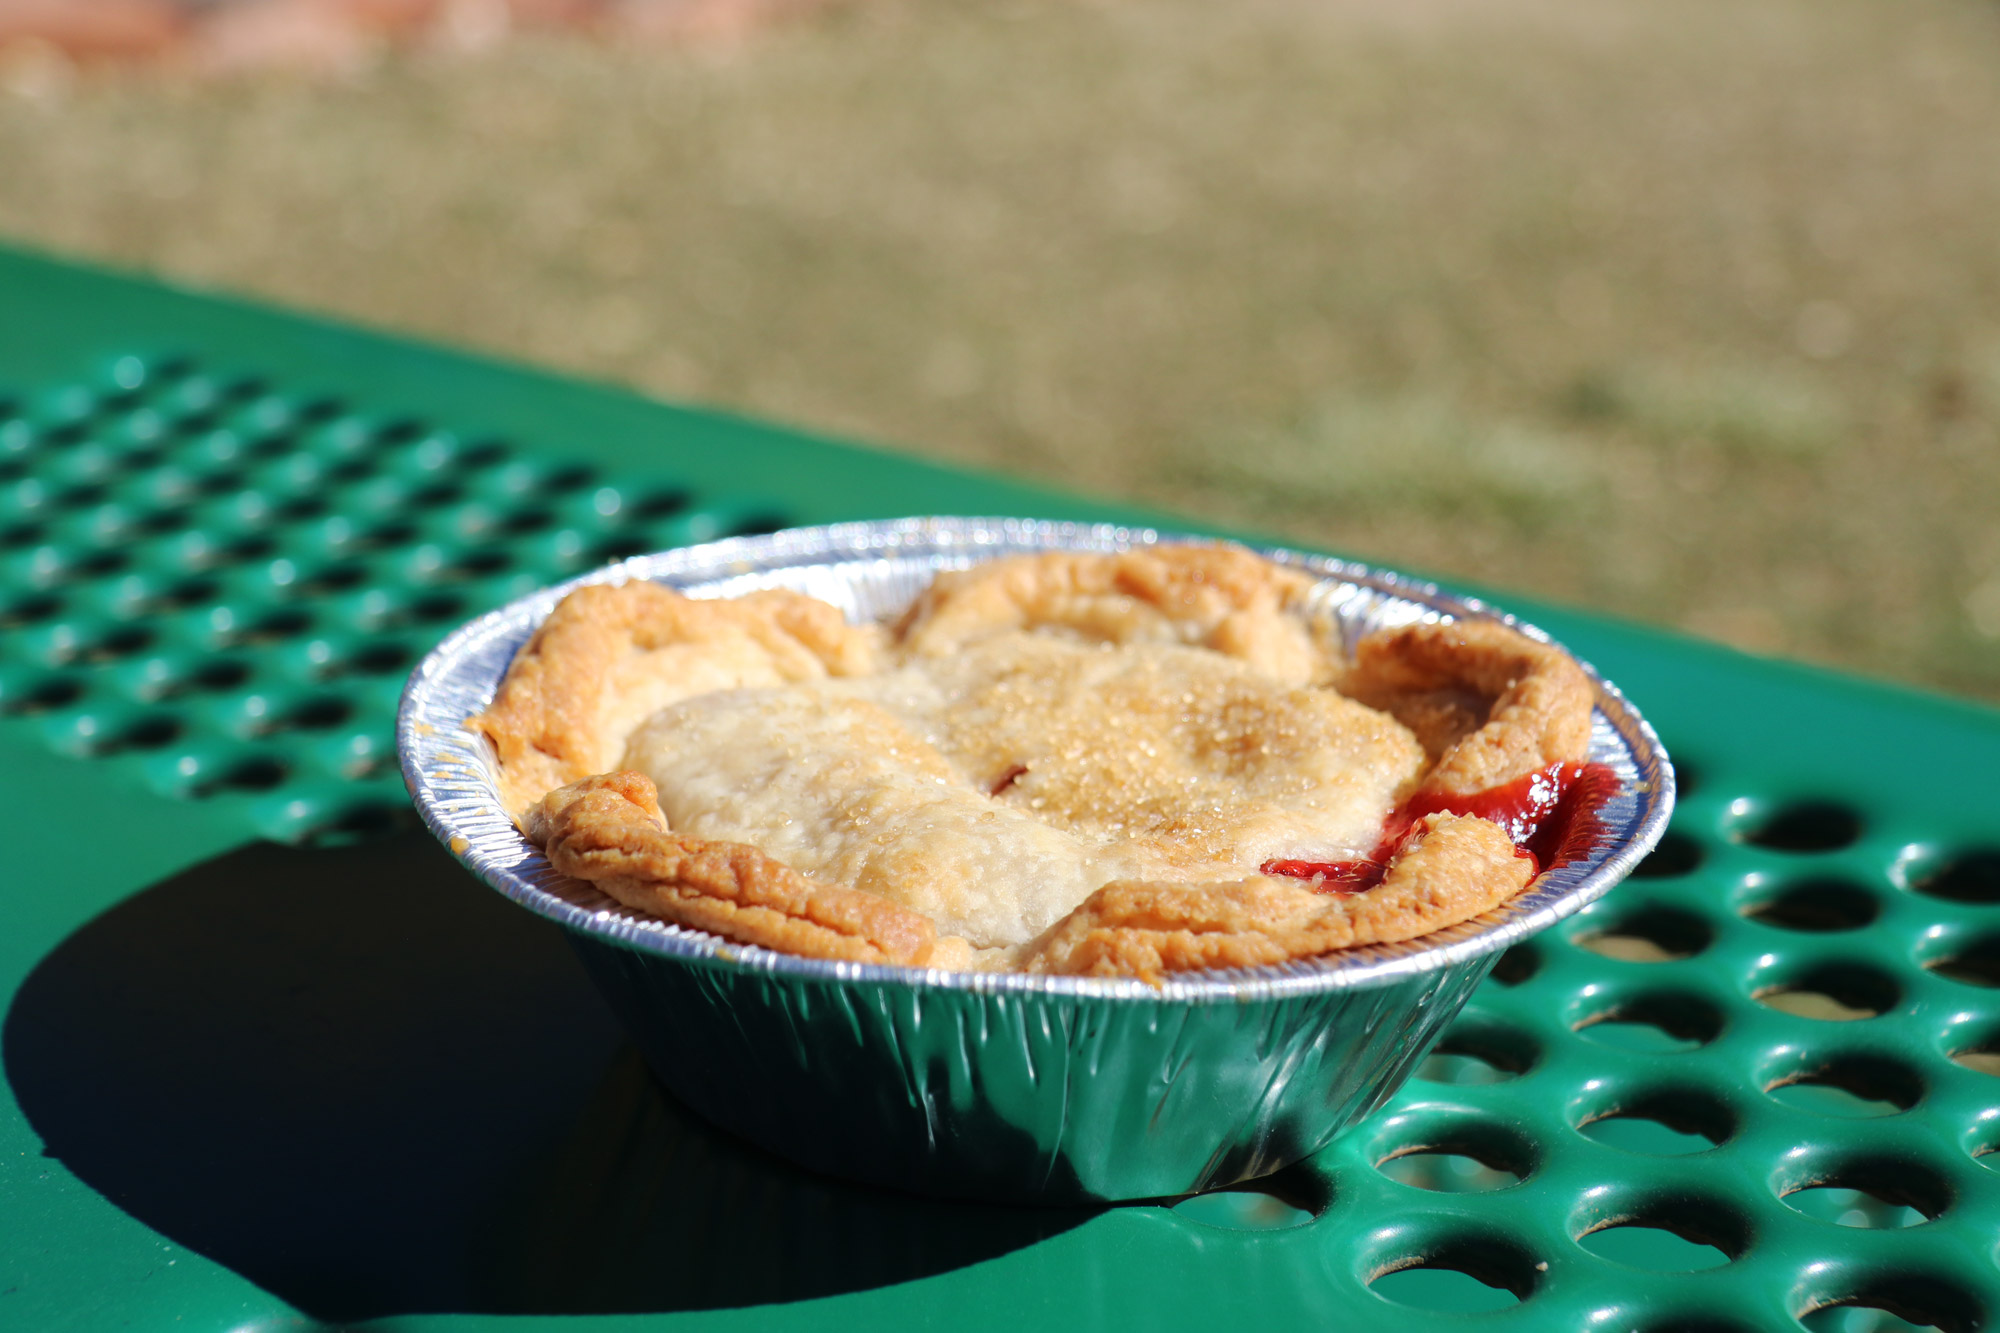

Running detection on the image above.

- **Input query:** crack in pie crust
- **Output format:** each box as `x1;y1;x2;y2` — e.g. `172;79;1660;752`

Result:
473;546;1595;981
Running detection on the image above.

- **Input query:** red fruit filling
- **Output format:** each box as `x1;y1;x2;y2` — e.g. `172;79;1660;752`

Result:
1261;760;1619;895
1258;859;1386;894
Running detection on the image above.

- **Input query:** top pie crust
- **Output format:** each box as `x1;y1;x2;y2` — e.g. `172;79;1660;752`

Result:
473;546;1595;980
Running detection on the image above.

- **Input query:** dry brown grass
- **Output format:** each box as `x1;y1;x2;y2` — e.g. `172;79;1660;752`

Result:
3;0;1999;697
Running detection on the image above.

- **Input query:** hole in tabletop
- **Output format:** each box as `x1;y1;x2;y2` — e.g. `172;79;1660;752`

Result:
115;441;165;470
1577;1223;1732;1272
501;507;554;535
1909;851;2000;905
96;714;184;755
1783;1187;1932;1231
0;593;61;628
0;520;44;549
410;483;464;509
1579;1115;1716;1156
1574;905;1713;962
1368;1236;1538;1311
1376;1151;1522;1193
408;592;466;624
294;397;344;426
195;756;290;795
543;464;596;492
1743;879;1881;933
1765;1056;1923;1118
1754;965;1900;1022
1370;1265;1520;1313
726;512;794;538
1573;994;1723;1052
1923;937;2000;989
370;417;426;446
423;551;511;584
215;535;278;565
129;509;188;538
143;577;222;614
1630;830;1704;879
53;483;111;509
1732;800;1863;852
349;522;418;553
1579;1090;1733;1155
590;537;656;565
1489;944;1540;987
631;488;692;519
1948;1034;2000;1077
1781;1157;1951;1231
59;550;129;582
76;626;154;664
165;404;219;437
273;698;354;733
1801;1305;1946;1333
1414;1051;1514;1085
1798;1275;1984;1333
0;676;85;716
241;436;298;466
194;471;248;498
1168;1191;1314;1231
1415;1024;1536;1086
155;659;253;699
1576;1196;1747;1273
1169;1168;1325;1231
140;354;196;382
296;564;370;597
456;439;508;468
324;642;412;678
1376;1124;1533;1194
220;610;312;647
302;801;416;846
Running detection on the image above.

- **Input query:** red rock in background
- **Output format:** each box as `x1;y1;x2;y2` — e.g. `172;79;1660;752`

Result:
607;0;839;45
0;0;844;71
0;0;186;61
193;0;427;72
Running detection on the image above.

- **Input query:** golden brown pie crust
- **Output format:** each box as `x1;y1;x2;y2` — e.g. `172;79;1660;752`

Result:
898;545;1333;685
474;580;881;818
1343;619;1595;797
474;546;1597;981
1016;813;1535;978
527;771;943;967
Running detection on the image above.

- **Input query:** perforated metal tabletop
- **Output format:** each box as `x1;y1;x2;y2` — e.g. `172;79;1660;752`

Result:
1;245;1996;1333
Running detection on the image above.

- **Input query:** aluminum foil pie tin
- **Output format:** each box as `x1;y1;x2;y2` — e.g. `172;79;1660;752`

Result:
398;517;1675;1204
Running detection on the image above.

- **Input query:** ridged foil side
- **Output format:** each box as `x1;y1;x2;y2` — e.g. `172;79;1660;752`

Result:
398;517;1675;1199
569;934;1492;1202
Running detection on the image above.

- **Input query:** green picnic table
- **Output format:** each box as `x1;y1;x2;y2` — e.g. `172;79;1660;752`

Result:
1;244;1995;1333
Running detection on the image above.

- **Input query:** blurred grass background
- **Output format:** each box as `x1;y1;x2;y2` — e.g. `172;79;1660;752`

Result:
3;0;1998;699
